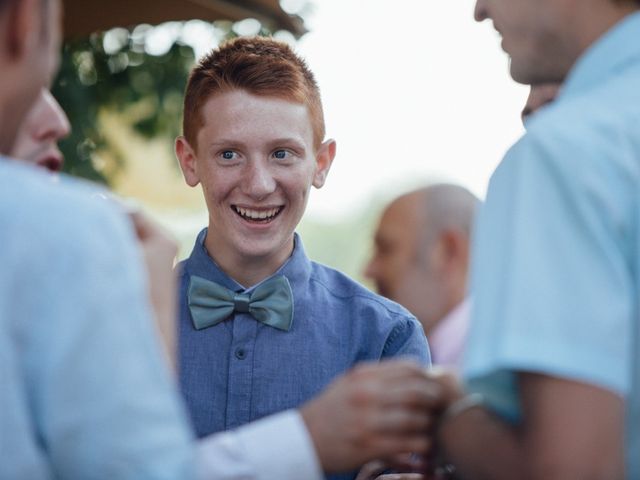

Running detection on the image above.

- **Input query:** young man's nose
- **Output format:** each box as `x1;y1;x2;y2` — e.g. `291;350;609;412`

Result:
242;160;277;197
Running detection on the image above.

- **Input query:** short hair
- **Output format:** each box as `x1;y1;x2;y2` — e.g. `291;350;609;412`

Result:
183;36;325;150
420;184;479;238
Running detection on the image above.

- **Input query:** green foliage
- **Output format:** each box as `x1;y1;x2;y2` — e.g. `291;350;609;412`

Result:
52;31;197;183
51;20;272;184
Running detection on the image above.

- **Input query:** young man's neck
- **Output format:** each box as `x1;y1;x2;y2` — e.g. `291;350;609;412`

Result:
203;234;295;288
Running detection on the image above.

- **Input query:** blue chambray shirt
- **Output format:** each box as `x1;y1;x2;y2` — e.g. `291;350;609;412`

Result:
178;229;430;480
0;162;195;479
464;12;640;477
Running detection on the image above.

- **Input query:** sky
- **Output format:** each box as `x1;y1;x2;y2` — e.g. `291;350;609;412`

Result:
286;0;529;220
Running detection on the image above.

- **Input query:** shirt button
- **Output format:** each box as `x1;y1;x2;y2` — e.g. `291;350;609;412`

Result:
235;348;247;360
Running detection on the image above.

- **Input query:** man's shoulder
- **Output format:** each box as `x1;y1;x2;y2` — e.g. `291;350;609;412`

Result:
498;77;640;191
308;261;416;319
526;68;640;152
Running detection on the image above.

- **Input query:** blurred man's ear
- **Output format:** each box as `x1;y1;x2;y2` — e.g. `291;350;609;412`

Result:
3;0;40;59
175;136;201;187
312;139;336;188
437;229;470;272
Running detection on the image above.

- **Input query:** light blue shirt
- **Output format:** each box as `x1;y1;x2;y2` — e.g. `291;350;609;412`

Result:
0;162;195;479
465;12;640;477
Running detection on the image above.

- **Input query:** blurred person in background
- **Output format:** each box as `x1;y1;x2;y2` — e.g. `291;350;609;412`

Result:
365;184;479;371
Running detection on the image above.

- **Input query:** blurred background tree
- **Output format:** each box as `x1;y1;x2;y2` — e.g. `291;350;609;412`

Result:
52;21;275;184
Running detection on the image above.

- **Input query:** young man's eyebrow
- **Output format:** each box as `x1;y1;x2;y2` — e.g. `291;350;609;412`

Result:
267;137;306;147
207;140;245;149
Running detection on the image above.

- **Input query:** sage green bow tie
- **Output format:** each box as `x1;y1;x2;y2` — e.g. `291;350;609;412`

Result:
188;275;294;331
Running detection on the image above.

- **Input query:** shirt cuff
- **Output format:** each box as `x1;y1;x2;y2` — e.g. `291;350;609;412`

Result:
196;409;323;480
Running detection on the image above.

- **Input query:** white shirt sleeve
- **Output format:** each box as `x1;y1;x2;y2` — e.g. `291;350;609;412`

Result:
196;410;323;480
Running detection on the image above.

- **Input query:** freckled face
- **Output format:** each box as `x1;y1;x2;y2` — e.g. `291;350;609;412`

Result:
182;89;332;274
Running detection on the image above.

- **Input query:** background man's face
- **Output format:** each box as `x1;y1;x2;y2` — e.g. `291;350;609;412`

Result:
474;0;576;84
365;195;448;334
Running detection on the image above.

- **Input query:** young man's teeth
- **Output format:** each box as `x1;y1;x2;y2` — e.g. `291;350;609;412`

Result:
235;206;279;220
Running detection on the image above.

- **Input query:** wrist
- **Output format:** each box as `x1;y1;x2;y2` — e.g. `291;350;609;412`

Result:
440;393;485;427
430;393;484;477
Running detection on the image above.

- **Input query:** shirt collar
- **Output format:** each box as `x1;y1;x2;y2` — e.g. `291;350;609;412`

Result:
184;229;312;297
561;11;640;100
428;299;470;369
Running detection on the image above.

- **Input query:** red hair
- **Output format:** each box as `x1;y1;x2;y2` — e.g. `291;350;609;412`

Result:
183;36;325;150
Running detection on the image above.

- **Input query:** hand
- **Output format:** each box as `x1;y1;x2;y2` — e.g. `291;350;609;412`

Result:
373;475;425;480
355;453;427;480
300;360;442;473
129;209;179;370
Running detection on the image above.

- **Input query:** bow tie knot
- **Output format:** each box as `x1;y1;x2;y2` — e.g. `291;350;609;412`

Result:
233;293;251;313
188;275;294;331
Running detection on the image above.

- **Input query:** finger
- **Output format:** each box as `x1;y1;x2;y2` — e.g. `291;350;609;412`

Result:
353;360;429;380
375;475;426;480
355;461;388;480
378;381;445;409
383;453;427;472
370;409;434;434
369;434;432;458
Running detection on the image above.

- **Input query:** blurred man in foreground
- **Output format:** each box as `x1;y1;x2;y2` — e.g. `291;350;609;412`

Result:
366;184;479;370
427;0;640;478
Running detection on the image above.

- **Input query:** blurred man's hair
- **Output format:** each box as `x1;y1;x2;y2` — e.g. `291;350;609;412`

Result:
183;36;325;150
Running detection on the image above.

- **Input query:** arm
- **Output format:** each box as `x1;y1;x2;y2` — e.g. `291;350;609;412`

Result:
382;314;431;366
448;129;633;480
23;198;194;479
129;209;179;370
436;372;625;480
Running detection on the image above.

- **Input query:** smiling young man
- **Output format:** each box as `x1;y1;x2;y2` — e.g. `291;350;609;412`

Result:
175;37;430;479
422;0;640;479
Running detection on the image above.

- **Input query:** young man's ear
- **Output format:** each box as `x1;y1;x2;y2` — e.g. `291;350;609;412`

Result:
312;139;337;189
175;136;201;187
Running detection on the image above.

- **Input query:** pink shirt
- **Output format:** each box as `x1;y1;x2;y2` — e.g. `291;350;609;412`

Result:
428;299;470;372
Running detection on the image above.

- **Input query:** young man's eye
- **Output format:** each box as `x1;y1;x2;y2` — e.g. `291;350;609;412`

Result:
273;149;291;160
220;150;237;161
